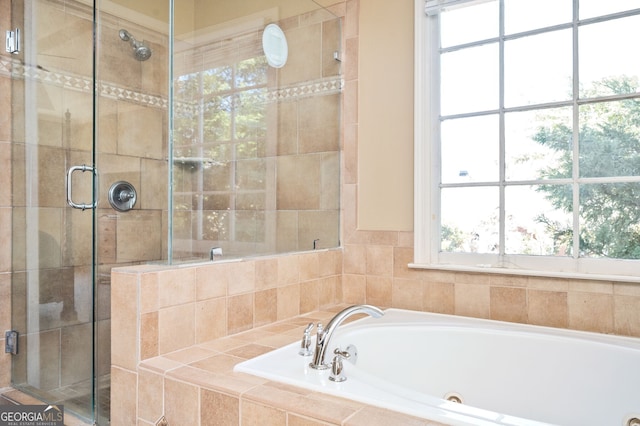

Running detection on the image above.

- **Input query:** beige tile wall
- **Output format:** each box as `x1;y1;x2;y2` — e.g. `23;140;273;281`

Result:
111;248;342;365
111;249;344;425
272;10;341;253
172;7;341;260
96;17;169;268
342;241;640;337
110;0;640;423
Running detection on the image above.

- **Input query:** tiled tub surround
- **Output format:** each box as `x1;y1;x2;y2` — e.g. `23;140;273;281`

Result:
133;307;446;426
111;245;640;425
111;249;345;425
235;309;640;425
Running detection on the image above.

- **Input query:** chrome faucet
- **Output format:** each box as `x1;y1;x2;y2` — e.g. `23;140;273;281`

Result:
298;323;314;356
309;304;384;370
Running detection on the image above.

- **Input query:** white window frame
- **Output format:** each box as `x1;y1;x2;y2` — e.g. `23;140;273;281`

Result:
412;0;640;283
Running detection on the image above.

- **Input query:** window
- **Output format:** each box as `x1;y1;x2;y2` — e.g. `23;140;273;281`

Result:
173;49;269;252
414;0;640;280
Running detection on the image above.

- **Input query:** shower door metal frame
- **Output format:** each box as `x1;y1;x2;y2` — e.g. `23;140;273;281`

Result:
8;0;104;423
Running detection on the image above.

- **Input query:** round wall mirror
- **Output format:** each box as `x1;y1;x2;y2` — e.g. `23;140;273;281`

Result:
262;23;288;68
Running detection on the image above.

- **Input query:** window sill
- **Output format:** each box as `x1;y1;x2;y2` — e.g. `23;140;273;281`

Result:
408;262;640;284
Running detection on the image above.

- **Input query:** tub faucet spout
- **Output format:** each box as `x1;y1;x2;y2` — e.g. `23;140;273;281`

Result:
309;304;384;370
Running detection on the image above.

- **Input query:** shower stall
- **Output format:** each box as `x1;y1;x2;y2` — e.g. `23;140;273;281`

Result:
2;0;341;424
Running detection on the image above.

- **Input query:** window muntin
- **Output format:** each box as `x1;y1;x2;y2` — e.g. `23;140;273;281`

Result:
441;115;499;183
504;108;571;181
578;100;640;179
440;1;498;47
579;15;640;98
579;0;640;19
504;29;573;107
580;183;640;258
504;0;572;35
504;185;573;256
441;186;499;253
174;56;268;243
441;45;499;115
418;0;640;278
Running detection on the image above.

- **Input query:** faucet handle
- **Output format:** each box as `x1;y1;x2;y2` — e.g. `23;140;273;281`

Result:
316;322;325;339
298;323;314;356
329;347;350;382
303;322;314;334
333;347;351;360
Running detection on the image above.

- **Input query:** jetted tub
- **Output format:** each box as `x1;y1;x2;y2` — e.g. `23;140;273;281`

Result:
234;309;640;426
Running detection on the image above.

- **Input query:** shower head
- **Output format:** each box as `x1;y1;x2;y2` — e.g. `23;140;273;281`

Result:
132;42;152;61
119;29;152;61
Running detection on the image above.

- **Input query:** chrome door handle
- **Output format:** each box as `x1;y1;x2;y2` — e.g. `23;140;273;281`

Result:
66;165;97;210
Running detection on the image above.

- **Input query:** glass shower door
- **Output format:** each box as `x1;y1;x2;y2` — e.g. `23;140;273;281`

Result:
9;0;102;422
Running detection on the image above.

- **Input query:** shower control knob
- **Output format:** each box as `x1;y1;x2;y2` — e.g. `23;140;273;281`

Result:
108;181;137;212
118;190;134;202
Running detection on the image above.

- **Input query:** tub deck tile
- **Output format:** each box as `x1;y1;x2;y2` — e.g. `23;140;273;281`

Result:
254;332;300;347
162;345;219;364
242;381;365;425
345;406;442;426
225;343;277;359
189;353;245;374
166;365;267;395
136;305;451;426
138;356;184;375
195;336;248;352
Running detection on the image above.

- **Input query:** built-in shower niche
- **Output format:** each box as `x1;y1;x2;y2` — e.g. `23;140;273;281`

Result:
171;3;342;262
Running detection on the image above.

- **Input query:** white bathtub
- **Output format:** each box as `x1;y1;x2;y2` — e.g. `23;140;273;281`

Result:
234;309;640;426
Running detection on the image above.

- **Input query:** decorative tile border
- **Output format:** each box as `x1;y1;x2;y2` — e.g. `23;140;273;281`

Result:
267;77;343;102
0;57;93;90
99;83;167;108
1;56;342;112
0;56;13;77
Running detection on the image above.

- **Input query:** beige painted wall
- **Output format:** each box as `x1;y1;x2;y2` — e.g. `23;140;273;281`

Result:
358;0;414;231
191;0;335;32
108;0;170;22
106;0;192;35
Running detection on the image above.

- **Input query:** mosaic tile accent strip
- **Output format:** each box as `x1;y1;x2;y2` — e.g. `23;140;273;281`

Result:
0;56;167;108
99;83;167;108
266;77;343;102
1;56;342;110
0;56;12;77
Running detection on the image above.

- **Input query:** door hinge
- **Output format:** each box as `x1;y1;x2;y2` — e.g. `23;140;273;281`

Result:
5;28;20;54
4;330;18;355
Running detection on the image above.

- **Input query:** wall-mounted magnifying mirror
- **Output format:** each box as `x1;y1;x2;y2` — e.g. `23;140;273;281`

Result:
262;23;288;68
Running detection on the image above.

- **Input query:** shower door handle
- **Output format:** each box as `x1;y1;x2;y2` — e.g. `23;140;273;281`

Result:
66;165;97;210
